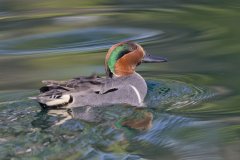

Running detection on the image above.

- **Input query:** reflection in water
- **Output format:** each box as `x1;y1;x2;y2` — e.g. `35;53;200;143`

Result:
119;110;153;131
70;106;153;131
50;106;153;131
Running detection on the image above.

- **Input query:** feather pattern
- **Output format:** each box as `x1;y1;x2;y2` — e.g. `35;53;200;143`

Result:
37;74;105;108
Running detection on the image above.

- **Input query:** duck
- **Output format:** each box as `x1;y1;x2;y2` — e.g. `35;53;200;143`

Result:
36;41;167;109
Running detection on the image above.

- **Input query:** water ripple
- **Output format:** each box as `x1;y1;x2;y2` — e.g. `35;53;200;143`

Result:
0;27;162;55
145;79;215;110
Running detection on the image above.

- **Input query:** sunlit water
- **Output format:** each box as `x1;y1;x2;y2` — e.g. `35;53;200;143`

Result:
0;1;240;159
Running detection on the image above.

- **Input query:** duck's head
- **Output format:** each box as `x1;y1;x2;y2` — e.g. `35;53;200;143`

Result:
105;41;167;77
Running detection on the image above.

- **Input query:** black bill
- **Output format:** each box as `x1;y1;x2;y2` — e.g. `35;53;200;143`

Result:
142;54;168;63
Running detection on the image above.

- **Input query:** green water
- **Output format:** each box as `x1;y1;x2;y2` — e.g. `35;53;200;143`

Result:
0;0;240;159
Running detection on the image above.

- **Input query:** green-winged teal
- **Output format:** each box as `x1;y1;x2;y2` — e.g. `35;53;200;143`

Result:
37;41;167;108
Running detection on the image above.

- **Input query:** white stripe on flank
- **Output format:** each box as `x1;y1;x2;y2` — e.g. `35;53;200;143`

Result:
130;85;142;104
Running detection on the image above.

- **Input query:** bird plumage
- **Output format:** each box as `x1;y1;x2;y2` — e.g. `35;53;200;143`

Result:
36;41;167;109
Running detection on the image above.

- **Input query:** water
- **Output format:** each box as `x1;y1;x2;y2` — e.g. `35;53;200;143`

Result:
0;0;240;159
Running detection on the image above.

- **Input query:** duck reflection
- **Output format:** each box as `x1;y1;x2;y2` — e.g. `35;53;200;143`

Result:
116;109;153;131
35;106;153;131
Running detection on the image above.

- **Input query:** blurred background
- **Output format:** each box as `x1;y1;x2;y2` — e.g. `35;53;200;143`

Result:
0;0;240;159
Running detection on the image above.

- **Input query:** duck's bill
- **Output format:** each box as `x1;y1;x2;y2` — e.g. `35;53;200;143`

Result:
142;54;168;63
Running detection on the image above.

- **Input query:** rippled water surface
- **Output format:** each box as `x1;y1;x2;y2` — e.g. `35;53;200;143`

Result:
0;0;240;159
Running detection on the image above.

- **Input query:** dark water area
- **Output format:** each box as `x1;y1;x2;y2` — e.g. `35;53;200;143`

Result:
0;0;240;159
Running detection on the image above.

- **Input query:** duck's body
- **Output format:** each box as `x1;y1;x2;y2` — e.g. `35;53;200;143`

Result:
38;72;147;108
36;42;167;108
